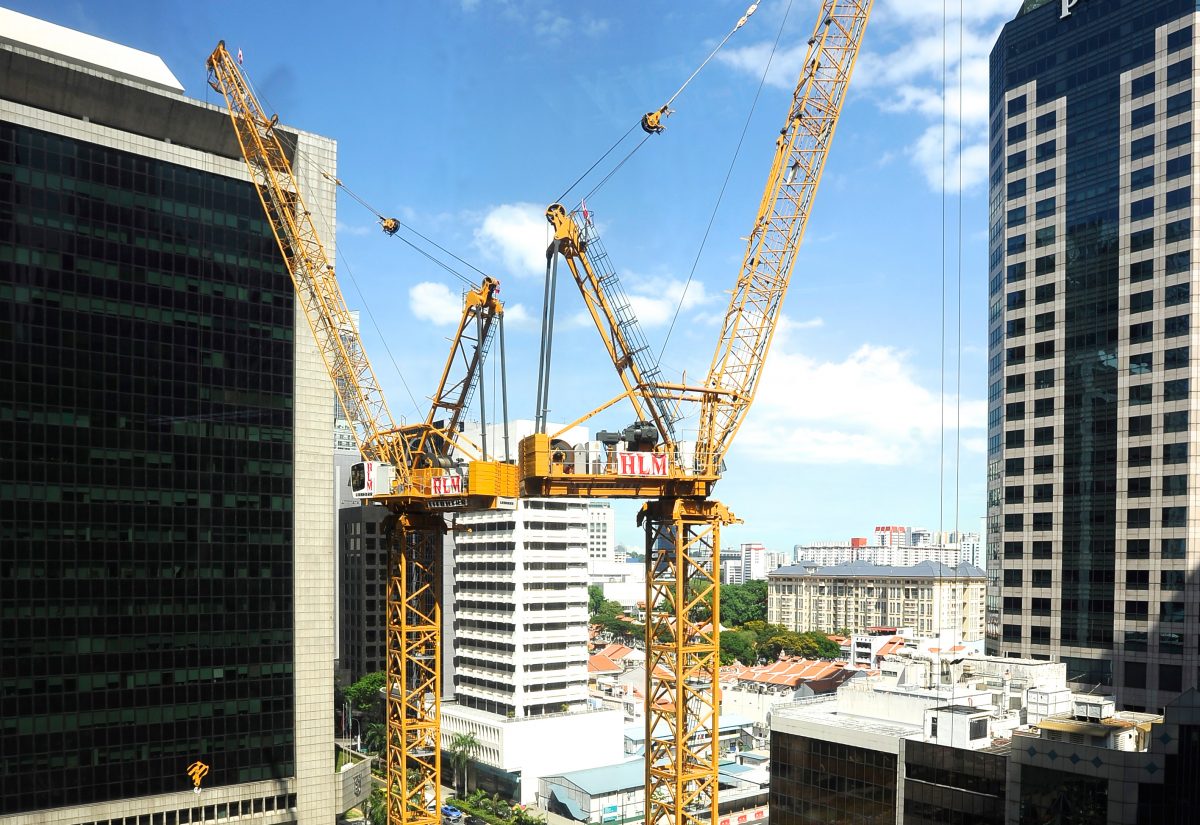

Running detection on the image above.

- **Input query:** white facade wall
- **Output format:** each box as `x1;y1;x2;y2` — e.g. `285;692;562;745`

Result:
441;704;624;805
454;498;591;718
587;501;616;563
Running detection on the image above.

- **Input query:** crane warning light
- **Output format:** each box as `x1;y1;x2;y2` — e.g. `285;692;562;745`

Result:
617;451;668;476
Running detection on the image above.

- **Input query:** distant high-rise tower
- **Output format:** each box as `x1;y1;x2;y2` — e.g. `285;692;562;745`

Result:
988;0;1200;709
0;7;338;819
587;500;616;564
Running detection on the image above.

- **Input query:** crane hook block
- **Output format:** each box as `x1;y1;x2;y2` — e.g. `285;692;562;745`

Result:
380;217;400;236
641;107;669;134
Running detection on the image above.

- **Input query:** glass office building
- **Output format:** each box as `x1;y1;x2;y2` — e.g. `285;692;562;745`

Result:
0;9;336;821
987;0;1200;710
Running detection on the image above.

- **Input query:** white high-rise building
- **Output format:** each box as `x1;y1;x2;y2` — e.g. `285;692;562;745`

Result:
740;542;768;583
587;500;616;565
442;498;623;802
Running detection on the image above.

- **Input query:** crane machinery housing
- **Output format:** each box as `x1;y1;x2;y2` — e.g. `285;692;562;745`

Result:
206;42;516;825
524;4;872;825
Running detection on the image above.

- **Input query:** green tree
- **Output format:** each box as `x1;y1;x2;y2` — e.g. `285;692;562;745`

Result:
588;585;606;616
718;580;768;627
346;671;386;722
363;721;386;754
719;630;756;665
448;731;481;796
365;786;387;825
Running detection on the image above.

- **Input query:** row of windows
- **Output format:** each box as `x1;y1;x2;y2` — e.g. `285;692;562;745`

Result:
1124;661;1191;693
76;794;298;825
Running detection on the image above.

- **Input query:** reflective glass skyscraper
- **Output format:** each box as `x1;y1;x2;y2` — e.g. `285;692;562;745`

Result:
0;9;337;821
987;0;1200;711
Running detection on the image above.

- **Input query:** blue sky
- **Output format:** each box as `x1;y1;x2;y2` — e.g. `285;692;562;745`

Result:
13;0;1022;551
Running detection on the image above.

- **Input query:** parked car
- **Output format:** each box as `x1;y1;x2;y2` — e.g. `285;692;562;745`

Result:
441;805;464;823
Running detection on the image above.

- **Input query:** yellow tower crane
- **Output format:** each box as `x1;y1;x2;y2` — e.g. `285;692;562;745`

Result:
206;42;517;825
523;4;872;825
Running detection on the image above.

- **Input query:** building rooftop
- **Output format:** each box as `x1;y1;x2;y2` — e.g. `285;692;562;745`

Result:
770;560;986;579
544;759;645;796
0;6;182;92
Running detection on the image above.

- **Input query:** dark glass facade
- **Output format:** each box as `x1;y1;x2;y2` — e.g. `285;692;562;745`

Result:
770;732;896;825
903;740;1007;825
1017;765;1107;824
987;0;1200;698
0;122;296;811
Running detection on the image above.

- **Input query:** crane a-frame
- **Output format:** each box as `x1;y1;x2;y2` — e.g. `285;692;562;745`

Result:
525;4;872;825
206;42;516;825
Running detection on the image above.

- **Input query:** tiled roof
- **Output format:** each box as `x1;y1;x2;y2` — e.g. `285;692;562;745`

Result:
589;654;622;673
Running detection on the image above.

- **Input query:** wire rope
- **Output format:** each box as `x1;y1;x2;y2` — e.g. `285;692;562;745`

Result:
556;4;760;207
658;0;793;365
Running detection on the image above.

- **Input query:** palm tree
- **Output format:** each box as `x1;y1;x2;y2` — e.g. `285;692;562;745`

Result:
363;721;386;755
448;731;481;796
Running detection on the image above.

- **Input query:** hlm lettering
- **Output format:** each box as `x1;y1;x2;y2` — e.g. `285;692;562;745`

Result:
1061;0;1080;18
617;452;668;476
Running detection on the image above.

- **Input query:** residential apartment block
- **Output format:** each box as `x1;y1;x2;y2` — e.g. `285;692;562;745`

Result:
441;498;622;803
987;0;1200;709
768;561;986;640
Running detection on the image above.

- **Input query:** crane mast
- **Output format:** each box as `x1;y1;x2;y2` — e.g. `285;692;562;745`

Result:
206;41;515;825
529;5;871;825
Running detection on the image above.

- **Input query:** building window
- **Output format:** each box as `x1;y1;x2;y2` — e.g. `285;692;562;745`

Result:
1132;135;1155;160
1130;320;1153;342
1127;508;1151;529
1131;104;1155;129
1003;569;1022;587
1034;398;1054;417
1166;251;1190;276
1128;539;1150;559
1164;411;1189;432
1163;538;1187;559
1161;602;1185;623
1167;122;1191;148
1128;476;1151;497
1032;570;1052;588
1162;506;1187;528
1131;73;1155;97
1163;443;1188;464
1130;197;1154;221
1126;570;1149;590
1124;661;1147;689
1163;475;1187;496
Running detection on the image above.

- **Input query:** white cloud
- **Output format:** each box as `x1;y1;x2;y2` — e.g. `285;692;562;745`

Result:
336;220;374;237
737;340;986;465
624;276;712;327
474;202;550;279
718;1;1011;193
503;302;534;328
409;281;463;326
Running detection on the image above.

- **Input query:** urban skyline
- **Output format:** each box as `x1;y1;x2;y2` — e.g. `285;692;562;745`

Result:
7;0;1200;823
